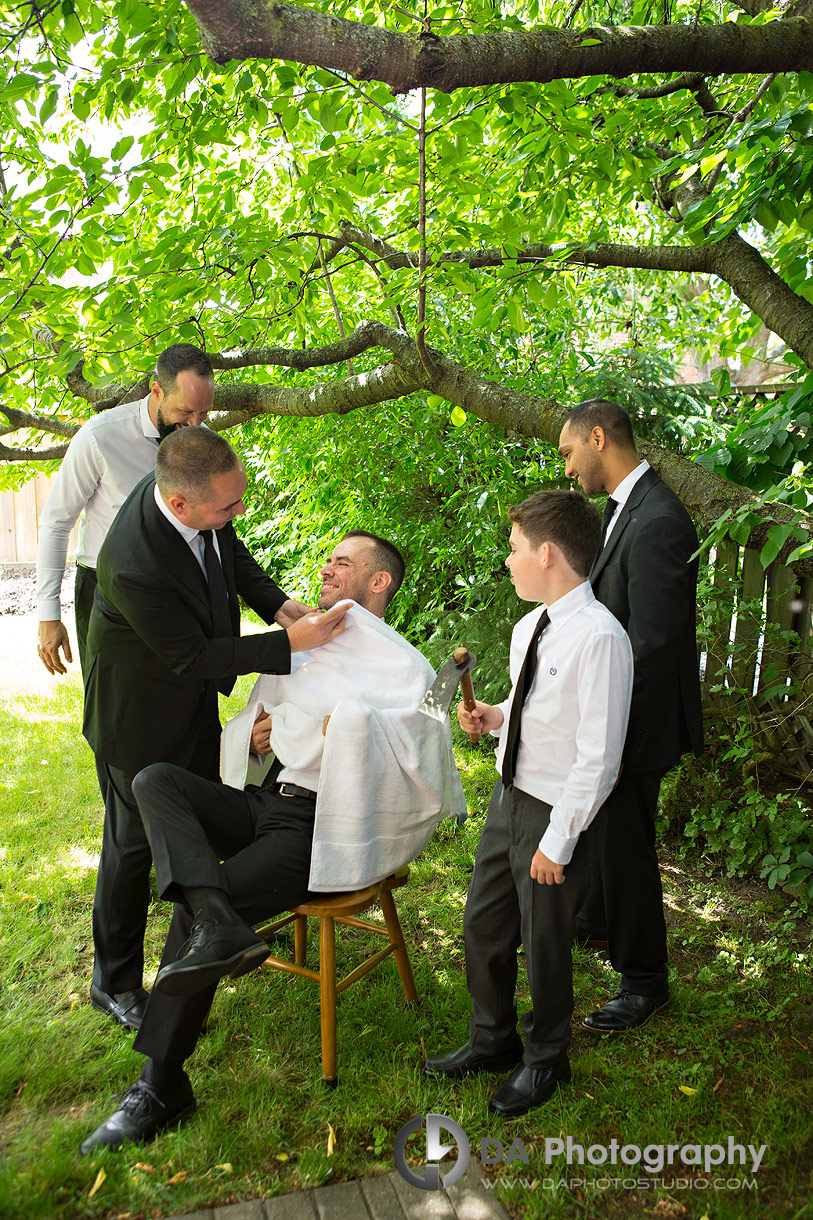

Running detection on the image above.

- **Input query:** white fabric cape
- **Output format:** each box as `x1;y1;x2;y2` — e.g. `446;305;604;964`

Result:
220;600;466;890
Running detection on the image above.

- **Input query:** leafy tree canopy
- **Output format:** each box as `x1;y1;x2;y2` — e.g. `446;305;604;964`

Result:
1;0;813;572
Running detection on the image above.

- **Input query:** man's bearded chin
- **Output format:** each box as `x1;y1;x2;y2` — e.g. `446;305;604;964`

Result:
155;407;182;440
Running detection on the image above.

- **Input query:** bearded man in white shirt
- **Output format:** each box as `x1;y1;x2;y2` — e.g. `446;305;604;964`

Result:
36;343;214;678
425;489;633;1117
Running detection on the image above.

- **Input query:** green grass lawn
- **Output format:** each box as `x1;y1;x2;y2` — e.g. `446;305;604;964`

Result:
0;668;811;1220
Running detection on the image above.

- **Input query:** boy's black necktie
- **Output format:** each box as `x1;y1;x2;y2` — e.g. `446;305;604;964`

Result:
501;609;550;788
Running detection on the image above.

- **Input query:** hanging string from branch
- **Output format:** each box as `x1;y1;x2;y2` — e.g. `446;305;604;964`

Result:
416;75;439;385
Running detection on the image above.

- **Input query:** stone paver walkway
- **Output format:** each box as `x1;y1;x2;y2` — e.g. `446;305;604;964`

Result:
171;1164;508;1220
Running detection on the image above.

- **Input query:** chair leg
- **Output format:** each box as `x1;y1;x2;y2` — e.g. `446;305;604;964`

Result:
319;915;338;1086
294;914;307;967
380;889;418;1004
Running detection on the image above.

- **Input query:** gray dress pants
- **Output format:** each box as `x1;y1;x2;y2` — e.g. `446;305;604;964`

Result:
464;780;601;1068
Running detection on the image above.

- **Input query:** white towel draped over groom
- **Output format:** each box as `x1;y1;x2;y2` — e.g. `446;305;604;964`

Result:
221;599;467;890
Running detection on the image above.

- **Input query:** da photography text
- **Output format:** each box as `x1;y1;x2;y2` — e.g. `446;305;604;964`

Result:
393;1114;767;1192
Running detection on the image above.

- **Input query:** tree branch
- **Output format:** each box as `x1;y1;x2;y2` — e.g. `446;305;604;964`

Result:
184;1;813;94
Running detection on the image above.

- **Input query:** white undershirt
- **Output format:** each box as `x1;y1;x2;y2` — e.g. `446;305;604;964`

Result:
493;581;633;864
603;459;650;545
151;482;222;575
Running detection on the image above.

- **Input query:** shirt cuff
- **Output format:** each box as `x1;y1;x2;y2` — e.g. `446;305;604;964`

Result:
538;822;578;867
37;596;62;621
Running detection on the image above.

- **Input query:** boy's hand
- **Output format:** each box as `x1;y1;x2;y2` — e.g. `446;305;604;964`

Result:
530;849;565;886
457;699;503;735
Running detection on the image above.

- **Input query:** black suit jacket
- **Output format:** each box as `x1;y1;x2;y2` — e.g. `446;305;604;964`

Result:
83;473;291;777
590;467;703;775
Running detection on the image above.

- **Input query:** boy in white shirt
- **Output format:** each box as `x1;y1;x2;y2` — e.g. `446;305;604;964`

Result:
425;489;633;1116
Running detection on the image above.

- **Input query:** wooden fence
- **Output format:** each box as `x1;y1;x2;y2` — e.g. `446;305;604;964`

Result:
701;541;813;781
0;476;77;565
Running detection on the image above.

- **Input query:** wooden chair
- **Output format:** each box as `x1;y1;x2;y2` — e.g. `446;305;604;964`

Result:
255;868;418;1085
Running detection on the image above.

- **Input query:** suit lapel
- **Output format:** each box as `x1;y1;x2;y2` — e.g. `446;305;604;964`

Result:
589;467;660;583
142;480;210;602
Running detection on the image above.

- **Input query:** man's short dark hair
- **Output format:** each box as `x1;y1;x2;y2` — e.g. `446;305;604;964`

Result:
565;399;636;453
342;530;406;606
155;344;213;393
508;489;601;578
155;427;239;501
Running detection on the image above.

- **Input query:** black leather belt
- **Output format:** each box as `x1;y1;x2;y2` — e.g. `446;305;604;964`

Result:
276;783;317;801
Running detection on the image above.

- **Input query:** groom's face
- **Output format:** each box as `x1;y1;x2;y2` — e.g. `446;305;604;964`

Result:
318;537;379;610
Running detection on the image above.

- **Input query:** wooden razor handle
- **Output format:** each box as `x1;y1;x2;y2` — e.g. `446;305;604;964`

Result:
454;647;481;744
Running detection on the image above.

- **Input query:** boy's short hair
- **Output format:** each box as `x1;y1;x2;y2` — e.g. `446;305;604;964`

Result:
508;489;601;578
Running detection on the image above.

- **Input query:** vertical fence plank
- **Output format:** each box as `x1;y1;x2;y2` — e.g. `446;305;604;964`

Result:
705;539;739;694
733;547;766;695
759;562;797;698
790;577;812;699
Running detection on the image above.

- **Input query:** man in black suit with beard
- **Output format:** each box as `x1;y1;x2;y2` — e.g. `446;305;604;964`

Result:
83;426;347;1032
558;399;703;1033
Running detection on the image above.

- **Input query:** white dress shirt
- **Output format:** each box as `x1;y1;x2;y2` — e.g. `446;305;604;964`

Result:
152;482;222;574
36;394;160;619
603;459;650;545
493;581;633;865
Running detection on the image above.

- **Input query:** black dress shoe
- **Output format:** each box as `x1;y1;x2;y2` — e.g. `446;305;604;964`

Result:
574;934;609;951
424;1041;523;1078
488;1060;571;1117
90;985;149;1031
582;988;669;1033
155;918;269;996
79;1076;196;1154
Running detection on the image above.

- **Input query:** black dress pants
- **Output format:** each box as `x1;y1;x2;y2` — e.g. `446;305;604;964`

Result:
575;769;669;995
75;565;110;804
90;693;221;995
131;762;318;1067
463;781;600;1069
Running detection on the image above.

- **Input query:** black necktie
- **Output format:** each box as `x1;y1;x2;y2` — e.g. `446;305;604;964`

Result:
600;497;618;547
501;609;550;788
200;530;234;695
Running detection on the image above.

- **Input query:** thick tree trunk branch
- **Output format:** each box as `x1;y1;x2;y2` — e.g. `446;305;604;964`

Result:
184;1;813;93
204;321;813;575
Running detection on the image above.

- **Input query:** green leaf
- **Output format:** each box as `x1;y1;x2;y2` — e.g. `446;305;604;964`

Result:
450;406;467;426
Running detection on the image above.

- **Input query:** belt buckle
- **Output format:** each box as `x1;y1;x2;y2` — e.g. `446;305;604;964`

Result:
278;783;295;798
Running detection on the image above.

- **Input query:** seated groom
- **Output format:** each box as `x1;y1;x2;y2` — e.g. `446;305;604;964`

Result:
80;530;465;1154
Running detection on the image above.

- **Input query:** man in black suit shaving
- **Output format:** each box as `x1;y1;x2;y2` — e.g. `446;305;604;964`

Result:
83;427;346;1031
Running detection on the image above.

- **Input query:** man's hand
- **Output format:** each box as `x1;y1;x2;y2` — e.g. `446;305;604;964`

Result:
275;599;315;629
530;850;565;886
250;709;273;756
286;602;348;653
457;698;503;736
37;620;73;676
